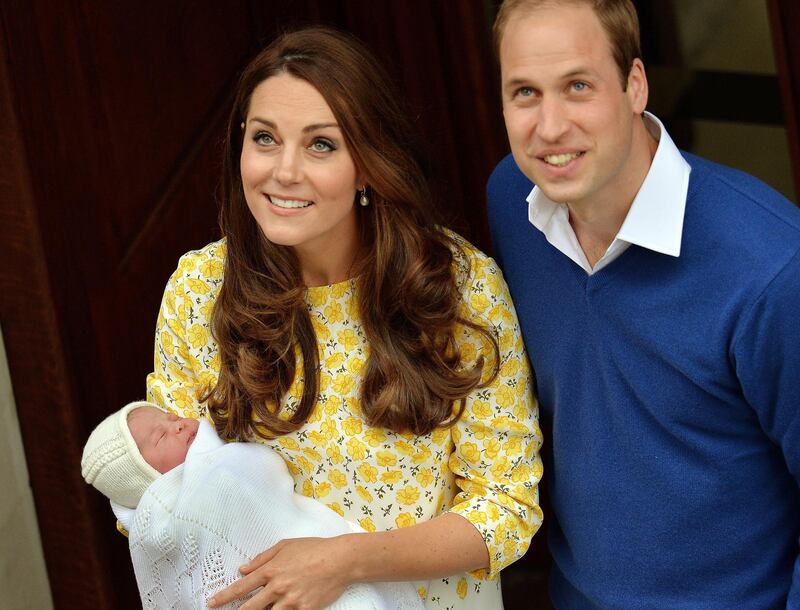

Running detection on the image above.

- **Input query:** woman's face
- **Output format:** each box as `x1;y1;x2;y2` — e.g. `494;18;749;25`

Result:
240;73;360;269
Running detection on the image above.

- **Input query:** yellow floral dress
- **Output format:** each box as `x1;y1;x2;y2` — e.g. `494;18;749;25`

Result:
146;234;543;609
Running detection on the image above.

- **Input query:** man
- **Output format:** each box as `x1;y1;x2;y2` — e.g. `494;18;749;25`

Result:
487;0;800;607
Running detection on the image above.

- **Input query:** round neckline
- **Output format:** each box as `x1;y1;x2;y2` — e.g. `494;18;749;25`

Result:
305;276;357;296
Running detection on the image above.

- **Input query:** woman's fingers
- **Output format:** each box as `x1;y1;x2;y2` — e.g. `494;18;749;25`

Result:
207;565;271;608
241;542;283;574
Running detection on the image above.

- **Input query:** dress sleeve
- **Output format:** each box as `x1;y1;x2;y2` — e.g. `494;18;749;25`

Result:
145;255;214;418
447;252;543;579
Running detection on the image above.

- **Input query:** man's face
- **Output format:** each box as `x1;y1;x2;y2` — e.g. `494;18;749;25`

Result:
500;3;648;211
127;407;200;474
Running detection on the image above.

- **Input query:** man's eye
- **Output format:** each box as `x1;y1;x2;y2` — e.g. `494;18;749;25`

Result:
572;82;588;92
517;86;534;97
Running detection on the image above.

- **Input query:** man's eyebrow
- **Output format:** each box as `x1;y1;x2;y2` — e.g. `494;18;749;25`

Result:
503;68;597;89
561;67;596;79
504;77;532;89
247;117;340;133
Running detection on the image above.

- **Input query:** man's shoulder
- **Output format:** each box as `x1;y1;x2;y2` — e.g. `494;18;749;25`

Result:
683;151;800;232
487;153;533;215
682;151;800;279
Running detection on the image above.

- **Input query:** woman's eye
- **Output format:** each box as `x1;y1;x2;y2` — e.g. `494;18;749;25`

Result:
310;138;336;153
253;131;275;146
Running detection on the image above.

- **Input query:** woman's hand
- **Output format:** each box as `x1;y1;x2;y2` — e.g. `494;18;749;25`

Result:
207;536;355;610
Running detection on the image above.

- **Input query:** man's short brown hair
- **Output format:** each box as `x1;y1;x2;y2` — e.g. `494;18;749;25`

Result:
493;0;642;89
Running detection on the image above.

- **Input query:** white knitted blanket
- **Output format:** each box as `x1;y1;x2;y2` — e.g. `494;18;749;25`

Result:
126;420;423;610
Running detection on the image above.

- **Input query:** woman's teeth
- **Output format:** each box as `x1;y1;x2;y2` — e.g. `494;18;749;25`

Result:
543;152;582;167
270;196;312;209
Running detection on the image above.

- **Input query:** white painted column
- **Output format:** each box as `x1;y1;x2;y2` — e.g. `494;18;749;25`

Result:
0;326;53;609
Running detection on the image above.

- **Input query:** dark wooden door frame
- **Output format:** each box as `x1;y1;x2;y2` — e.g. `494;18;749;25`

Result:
769;0;800;200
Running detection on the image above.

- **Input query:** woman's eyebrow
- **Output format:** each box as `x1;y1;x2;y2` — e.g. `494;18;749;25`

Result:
247;117;339;133
302;122;339;133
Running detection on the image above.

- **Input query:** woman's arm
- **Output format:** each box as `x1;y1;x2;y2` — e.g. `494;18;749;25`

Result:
208;512;486;609
146;244;225;418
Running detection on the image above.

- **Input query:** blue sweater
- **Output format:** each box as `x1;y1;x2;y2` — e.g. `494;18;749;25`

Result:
487;152;800;609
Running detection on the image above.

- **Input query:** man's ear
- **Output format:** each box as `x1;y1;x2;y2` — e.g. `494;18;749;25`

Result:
626;58;649;114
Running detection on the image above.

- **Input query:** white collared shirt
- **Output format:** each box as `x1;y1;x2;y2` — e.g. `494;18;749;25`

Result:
526;112;692;274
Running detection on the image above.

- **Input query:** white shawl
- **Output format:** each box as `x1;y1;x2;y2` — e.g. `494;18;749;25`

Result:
117;420;423;610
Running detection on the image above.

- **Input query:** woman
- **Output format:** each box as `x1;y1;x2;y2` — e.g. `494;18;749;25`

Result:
146;26;542;610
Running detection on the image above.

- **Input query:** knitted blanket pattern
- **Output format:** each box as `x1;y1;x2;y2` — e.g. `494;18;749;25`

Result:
128;426;424;610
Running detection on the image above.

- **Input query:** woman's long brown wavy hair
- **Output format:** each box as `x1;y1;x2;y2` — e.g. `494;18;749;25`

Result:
209;26;499;440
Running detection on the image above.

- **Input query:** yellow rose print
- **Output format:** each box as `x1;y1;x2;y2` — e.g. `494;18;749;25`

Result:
460;442;481;463
456;578;468;600
484;438;502;460
302;446;322;462
364;428;386;447
342;416;363;436
326;502;345;517
326;444;344;465
470;293;490;312
356;463;378;483
346;437;367;460
331;281;349;299
199;259;224;278
397;486;420;505
376;450;397;467
332;372;355;395
495;385;515;408
356;485;373;503
395;513;417;528
337;328;359;351
186;278;211;294
320;419;338;440
468;510;488;525
471;399;492;419
328;469;347;489
415;468;434;487
325;352;345;370
324;302;344;324
177;256;196;273
278;436;300;451
381;470;403;485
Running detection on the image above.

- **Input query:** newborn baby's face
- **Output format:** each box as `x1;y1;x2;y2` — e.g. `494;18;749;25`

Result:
128;406;200;473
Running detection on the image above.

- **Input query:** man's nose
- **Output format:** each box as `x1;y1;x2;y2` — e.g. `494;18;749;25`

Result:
536;96;570;142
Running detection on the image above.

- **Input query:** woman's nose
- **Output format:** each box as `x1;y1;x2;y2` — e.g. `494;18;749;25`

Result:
274;149;302;184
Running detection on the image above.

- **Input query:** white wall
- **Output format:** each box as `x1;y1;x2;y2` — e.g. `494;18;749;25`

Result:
0;326;53;609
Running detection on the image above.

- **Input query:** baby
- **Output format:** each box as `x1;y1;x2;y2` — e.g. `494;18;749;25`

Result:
82;401;199;510
81;402;423;610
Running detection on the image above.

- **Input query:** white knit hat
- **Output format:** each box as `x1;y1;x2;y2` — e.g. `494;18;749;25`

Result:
81;400;161;509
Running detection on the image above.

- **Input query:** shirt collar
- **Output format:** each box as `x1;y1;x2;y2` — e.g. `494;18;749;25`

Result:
527;112;691;258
